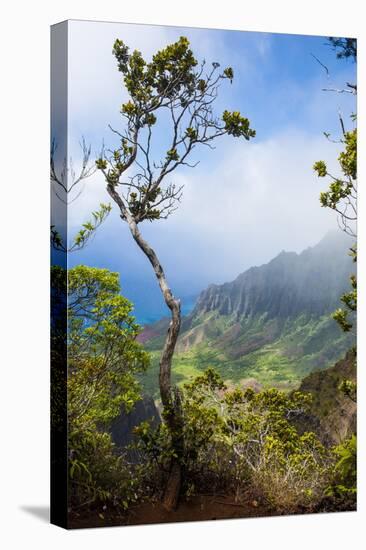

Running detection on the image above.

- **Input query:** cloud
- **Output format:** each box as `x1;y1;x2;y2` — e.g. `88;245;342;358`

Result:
61;22;355;298
139;128;343;286
65;128;346;290
67;20;176;138
66;21;242;142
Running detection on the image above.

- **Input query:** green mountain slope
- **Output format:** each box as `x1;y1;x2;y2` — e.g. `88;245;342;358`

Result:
141;232;355;396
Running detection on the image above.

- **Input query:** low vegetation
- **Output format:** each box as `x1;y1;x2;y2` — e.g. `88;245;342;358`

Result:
136;368;355;515
62;266;356;524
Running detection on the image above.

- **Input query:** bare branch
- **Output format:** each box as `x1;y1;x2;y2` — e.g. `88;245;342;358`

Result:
311;53;330;77
322;87;355;95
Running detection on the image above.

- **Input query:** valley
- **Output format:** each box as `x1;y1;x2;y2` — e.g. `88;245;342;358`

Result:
140;231;355;396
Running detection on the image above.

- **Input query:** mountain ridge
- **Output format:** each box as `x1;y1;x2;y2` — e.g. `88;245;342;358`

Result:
190;230;354;321
141;231;355;395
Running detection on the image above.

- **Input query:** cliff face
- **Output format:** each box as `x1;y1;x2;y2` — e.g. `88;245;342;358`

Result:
143;232;355;391
192;231;353;321
297;350;356;445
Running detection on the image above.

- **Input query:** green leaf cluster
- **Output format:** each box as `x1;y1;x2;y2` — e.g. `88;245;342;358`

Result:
223;67;234;81
50;225;63;250
113;36;198;116
72;203;111;250
326;435;356;498
314;123;357;333
314;128;357;210
166;148;179;161
328;37;357;61
338;379;357;402
339;129;357;179
222;110;256;139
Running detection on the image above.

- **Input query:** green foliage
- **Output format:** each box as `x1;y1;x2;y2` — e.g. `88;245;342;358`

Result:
50;225;63;249
96;36;255;223
68;265;149;423
72;203;112;250
313;160;327;177
185;126;197;140
333;309;352;333
51;203;112;253
95;158;107;170
166;148;179;161
339;379;357;402
67;265;150;512
328;37;357;61
333;435;357;492
314;125;357;333
342;273;357;312
312;45;357;510
339;129;357;179
222;110;256;139
142;313;353;397
313;43;357;337
138;368;333;511
113;36;198;103
51;266;67;432
223;67;234;81
69;429;144;512
314;129;357;211
332;266;356;331
326;435;356;499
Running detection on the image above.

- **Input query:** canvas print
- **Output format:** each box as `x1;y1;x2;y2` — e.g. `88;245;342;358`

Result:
50;20;357;529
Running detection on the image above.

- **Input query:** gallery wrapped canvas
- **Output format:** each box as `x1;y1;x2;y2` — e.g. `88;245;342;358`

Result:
51;20;357;529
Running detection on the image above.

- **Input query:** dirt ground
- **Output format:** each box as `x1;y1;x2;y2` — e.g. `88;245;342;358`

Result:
68;493;275;529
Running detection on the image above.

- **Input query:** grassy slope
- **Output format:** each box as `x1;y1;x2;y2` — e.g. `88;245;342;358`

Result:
139;312;353;397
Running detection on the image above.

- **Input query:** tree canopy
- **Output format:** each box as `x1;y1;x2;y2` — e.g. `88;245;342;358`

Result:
66;265;149;510
96;36;255;224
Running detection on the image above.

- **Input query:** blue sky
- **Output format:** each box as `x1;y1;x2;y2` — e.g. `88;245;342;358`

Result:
53;20;357;323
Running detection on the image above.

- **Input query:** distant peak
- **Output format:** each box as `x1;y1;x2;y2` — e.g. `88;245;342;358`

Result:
192;230;354;321
318;229;354;245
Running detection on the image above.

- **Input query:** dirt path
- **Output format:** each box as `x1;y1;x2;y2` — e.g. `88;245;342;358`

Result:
69;494;274;529
127;494;273;525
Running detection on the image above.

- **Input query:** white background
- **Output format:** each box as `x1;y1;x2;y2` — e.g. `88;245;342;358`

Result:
1;1;365;548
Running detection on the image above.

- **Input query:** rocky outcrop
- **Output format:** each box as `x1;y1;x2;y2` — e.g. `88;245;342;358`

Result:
296;350;356;445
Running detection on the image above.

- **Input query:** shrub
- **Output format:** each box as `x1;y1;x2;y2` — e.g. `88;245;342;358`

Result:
65;265;150;513
325;435;356;504
135;368;334;512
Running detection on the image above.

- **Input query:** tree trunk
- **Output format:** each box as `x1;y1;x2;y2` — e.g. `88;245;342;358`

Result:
106;185;183;510
129;223;183;511
126;220;183;510
162;460;182;511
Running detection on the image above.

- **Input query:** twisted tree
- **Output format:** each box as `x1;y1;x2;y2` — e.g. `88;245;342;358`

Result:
97;36;255;510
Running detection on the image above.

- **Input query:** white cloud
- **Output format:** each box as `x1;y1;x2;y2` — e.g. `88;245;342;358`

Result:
65;127;345;288
66;20;240;141
255;32;272;59
67;20;176;137
144;129;344;285
62;21;352;290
